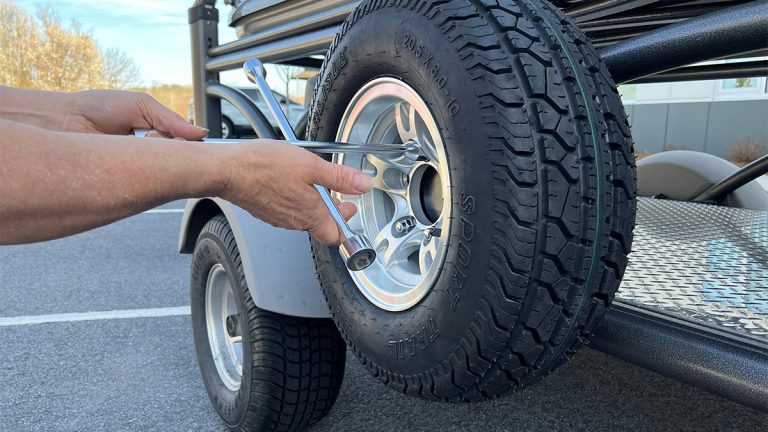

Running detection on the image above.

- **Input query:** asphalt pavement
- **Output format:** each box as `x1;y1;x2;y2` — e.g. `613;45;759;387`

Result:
1;201;765;431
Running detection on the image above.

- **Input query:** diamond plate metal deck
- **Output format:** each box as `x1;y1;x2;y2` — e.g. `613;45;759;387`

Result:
618;198;768;342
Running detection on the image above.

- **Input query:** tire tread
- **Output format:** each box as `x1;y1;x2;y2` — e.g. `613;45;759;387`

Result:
197;216;346;431
308;0;636;402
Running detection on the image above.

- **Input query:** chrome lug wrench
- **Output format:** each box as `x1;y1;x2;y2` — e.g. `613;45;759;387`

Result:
243;59;376;271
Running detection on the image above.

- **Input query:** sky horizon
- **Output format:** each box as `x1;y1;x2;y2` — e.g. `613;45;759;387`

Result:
20;0;265;87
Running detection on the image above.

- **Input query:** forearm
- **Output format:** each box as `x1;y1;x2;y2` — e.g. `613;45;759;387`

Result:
0;119;226;244
0;86;76;131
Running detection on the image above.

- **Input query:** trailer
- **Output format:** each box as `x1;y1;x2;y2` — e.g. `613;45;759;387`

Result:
179;1;768;430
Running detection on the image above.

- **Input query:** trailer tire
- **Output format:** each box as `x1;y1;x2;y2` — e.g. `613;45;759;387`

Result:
308;0;636;402
191;215;346;431
221;116;235;139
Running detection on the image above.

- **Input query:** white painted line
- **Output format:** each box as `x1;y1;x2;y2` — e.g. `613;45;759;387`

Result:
143;208;184;214
0;306;191;327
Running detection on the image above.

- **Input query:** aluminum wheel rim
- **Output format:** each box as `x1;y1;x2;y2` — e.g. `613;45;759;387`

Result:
205;263;243;391
335;78;451;312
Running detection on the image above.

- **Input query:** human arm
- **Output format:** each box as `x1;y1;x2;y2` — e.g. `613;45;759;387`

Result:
0;119;371;245
0;86;208;139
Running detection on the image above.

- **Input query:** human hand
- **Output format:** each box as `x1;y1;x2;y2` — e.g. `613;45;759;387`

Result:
64;90;208;140
217;140;372;245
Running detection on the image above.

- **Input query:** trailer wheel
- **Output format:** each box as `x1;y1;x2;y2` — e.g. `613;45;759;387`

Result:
190;215;346;431
221;116;235;139
308;0;636;401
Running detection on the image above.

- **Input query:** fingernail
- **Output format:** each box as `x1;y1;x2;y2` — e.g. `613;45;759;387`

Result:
354;173;372;193
194;125;209;132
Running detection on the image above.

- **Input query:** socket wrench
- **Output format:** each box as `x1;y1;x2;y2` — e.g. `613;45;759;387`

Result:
243;59;376;272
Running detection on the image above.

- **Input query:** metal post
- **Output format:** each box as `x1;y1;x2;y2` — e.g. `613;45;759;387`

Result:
189;1;222;138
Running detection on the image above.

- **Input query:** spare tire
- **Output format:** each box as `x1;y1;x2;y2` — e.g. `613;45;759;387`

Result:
308;0;636;402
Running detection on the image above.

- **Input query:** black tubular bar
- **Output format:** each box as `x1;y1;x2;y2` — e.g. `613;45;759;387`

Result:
631;60;768;83
591;302;768;412
601;0;768;84
205;84;278;139
693;154;768;203
579;4;723;30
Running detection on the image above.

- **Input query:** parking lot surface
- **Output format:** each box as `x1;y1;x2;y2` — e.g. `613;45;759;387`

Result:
1;201;765;431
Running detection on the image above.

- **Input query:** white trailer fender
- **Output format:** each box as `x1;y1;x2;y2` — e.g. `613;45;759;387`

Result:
637;150;768;210
178;198;331;318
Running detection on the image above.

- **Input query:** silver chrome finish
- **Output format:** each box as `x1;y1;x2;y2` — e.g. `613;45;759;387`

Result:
340;235;376;272
403;140;429;162
619;198;768;341
230;0;358;37
194;138;411;157
205;263;243;391
243;59;375;271
207;28;336;73
334;78;452;311
215;2;356;56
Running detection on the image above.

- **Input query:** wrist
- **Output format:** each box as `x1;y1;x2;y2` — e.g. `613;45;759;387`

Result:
193;142;238;199
0;87;77;131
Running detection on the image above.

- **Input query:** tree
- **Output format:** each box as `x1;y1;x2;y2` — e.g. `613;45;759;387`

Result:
0;1;142;91
272;64;303;117
34;7;104;92
102;47;142;90
0;1;41;88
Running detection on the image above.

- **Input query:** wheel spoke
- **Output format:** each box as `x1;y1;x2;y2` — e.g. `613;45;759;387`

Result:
365;153;409;196
395;102;418;143
334;191;364;232
390;195;410;220
417;130;439;163
230;336;243;366
374;222;425;271
418;231;439;273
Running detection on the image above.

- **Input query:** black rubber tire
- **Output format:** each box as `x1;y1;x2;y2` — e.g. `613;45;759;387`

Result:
308;0;636;402
191;215;346;431
222;116;235;139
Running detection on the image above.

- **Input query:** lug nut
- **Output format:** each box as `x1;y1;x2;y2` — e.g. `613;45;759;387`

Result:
225;315;240;337
394;216;417;235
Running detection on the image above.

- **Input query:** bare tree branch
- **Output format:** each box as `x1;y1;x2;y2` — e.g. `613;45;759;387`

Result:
272;64;304;116
102;47;142;89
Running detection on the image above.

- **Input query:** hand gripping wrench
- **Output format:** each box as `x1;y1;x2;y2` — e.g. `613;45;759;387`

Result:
242;59;376;271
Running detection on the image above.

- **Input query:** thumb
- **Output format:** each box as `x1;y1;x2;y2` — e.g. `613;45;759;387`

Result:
311;159;372;195
138;93;208;140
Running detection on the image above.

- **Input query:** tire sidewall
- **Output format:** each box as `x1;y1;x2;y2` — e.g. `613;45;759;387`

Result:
309;8;497;375
191;230;252;427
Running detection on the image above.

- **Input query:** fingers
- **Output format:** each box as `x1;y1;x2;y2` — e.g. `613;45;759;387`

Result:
146;130;186;141
305;156;365;244
145;130;169;138
135;93;208;140
335;200;358;221
310;158;372;195
308;217;342;245
309;198;357;245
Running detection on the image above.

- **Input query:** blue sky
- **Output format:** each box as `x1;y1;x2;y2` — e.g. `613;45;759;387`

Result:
21;0;243;85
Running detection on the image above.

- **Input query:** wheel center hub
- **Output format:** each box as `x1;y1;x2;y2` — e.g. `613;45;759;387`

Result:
408;163;444;225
